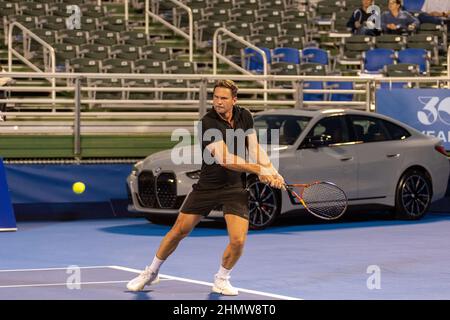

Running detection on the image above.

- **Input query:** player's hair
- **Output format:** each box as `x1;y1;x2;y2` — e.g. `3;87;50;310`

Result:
213;80;239;98
389;0;401;5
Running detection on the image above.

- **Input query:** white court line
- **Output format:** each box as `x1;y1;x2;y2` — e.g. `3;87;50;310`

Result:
0;279;174;289
0;280;129;289
110;265;302;300
0;266;114;273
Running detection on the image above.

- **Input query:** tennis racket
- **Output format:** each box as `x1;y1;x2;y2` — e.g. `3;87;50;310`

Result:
284;181;348;220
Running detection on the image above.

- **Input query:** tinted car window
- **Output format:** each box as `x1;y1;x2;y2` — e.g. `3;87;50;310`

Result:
254;115;311;145
382;120;411;140
303;115;350;145
350;116;390;143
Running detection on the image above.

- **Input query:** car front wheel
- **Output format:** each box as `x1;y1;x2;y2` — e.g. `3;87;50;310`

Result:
395;169;432;220
247;180;280;230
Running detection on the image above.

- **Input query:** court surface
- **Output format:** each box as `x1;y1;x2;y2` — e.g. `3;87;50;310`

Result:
1;212;450;300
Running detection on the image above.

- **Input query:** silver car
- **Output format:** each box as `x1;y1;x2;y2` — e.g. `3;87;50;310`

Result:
127;109;449;229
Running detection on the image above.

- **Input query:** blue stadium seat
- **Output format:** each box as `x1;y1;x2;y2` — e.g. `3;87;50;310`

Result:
273;47;301;64
362;48;395;74
244;47;272;74
326;81;354;101
397;48;429;75
301;47;329;66
303;81;324;101
402;0;425;12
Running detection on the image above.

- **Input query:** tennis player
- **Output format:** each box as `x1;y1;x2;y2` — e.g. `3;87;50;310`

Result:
127;80;285;295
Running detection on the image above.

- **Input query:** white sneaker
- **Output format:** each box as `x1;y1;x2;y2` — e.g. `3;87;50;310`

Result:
126;266;160;292
212;275;239;296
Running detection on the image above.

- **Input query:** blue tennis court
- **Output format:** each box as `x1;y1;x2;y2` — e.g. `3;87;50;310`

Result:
1;213;450;300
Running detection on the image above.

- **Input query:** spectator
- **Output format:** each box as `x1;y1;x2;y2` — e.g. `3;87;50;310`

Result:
381;0;420;34
421;0;450;18
347;0;381;36
417;0;450;28
0;66;13;122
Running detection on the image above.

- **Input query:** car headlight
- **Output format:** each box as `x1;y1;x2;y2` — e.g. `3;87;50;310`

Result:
186;170;201;179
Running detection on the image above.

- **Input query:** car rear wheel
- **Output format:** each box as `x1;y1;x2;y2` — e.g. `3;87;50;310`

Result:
395;169;432;220
247;179;280;230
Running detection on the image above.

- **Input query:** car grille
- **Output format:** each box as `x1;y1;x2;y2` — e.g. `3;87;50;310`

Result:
137;171;180;209
156;172;178;208
137;171;157;207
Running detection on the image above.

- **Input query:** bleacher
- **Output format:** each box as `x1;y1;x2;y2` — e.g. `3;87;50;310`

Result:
0;0;449;159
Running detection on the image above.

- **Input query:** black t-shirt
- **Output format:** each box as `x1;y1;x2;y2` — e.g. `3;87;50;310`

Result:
194;105;255;191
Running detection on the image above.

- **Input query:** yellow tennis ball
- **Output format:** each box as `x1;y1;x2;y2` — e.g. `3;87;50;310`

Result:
72;182;85;194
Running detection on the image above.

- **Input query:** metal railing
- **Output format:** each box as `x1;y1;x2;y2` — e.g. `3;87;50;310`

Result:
7;22;56;102
2;71;450;156
213;27;269;103
145;0;193;62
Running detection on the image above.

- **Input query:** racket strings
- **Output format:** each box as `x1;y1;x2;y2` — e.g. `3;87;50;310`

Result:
300;183;347;219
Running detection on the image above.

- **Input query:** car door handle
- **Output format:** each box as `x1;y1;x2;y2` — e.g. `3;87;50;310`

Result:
340;156;354;161
386;153;400;158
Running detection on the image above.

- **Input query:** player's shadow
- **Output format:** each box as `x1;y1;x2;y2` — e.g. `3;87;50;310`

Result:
99;210;450;237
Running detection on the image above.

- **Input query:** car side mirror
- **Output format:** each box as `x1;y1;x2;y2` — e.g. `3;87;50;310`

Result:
303;134;333;148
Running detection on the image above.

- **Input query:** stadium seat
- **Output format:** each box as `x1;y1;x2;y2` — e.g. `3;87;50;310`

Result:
120;31;150;46
270;62;299;75
134;60;165;74
59;30;89;45
19;3;47;16
277;35;305;49
243;47;272;73
69;58;101;73
397;48;429;75
301;47;330;70
80;44;110;59
303;81;325;101
273;47;301;64
402;0;425;12
101;17;128;32
0;2;18;16
231;8;257;23
253;21;281;37
406;34;439;64
102;59;133;74
362;48;395;74
166;60;196;74
249;35;278;49
336;35;374;70
80;4;106;17
110;45;140;60
299;63;327;75
256;9;283;23
374;34;404;51
326;81;354;101
79;17;98;31
89;31;120;46
141;45;172;61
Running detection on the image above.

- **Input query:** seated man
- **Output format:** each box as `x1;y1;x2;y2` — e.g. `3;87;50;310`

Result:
381;0;420;34
421;0;450;18
347;0;381;36
417;0;450;28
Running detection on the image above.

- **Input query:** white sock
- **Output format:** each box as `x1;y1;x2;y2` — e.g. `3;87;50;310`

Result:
216;265;232;279
148;255;165;273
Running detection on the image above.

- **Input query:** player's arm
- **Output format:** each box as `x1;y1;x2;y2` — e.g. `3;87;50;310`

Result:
206;140;284;188
247;132;285;186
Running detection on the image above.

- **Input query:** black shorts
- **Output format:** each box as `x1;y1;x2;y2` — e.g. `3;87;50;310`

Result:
180;187;249;219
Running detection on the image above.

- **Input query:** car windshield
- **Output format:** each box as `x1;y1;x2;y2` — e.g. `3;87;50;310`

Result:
253;115;311;145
